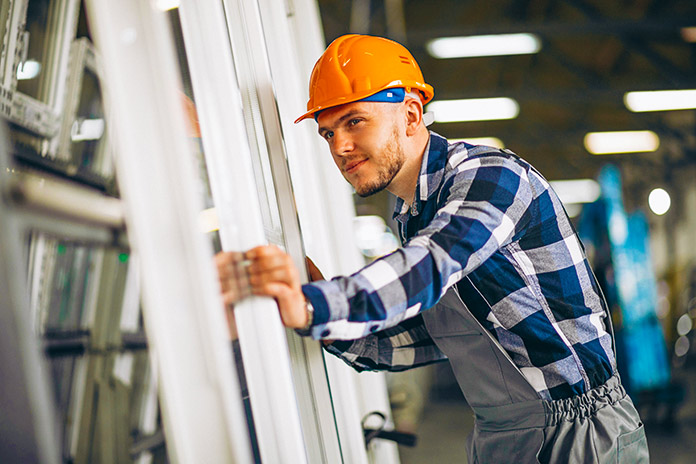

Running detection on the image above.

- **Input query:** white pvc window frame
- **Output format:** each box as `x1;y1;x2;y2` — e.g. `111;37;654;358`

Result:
1;0;78;140
1;0;23;88
55;37;110;176
83;1;254;462
9;0;80;105
174;0;317;462
259;0;401;463
263;1;401;462
0;0;16;86
217;1;348;463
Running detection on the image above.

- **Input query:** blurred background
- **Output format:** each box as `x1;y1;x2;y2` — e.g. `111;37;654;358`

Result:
316;1;696;462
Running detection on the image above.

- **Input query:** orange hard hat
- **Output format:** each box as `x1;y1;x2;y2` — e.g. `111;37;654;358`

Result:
295;34;434;123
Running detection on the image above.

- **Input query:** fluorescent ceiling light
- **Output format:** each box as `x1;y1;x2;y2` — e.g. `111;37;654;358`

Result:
427;33;541;59
549;179;601;204
449;137;505;148
624;89;696;112
584;130;659;155
426;97;519;123
17;60;41;80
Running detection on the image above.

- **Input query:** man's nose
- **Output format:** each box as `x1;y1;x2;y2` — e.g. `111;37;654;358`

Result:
331;131;354;156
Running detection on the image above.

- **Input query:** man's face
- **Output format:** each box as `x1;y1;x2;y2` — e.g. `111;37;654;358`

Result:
316;101;405;197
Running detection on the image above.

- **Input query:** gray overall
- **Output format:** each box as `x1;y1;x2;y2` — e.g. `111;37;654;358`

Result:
422;287;650;463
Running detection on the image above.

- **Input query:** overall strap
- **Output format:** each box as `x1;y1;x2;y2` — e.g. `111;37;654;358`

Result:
423;285;541;407
450;279;534;388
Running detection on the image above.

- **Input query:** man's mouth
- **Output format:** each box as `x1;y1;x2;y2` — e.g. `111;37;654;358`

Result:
345;159;367;174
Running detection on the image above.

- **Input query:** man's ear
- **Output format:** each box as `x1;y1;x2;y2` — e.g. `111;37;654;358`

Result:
404;97;424;136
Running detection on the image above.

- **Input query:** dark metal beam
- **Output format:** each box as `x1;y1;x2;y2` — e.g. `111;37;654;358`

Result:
564;0;691;86
627;37;691;84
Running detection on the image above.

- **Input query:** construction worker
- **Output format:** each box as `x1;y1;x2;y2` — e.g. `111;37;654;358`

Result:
216;34;649;463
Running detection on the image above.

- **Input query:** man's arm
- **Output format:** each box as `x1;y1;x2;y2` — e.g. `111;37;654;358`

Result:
302;155;535;340
323;314;448;372
217;156;535;342
215;247;446;371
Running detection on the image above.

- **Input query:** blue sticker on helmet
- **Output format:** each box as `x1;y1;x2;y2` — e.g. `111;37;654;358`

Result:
314;88;406;120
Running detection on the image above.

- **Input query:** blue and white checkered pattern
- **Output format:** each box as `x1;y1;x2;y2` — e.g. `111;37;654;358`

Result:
302;132;616;400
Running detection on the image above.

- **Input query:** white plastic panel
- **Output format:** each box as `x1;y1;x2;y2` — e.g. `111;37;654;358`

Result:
271;1;401;463
83;1;253;462
171;0;310;462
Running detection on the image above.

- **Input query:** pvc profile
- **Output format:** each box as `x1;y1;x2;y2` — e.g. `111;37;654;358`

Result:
7;170;124;228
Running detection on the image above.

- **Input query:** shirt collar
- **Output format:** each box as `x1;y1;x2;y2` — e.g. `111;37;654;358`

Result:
393;131;450;220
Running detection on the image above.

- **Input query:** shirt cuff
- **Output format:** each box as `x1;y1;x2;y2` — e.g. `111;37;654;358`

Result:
301;283;330;324
302;282;347;339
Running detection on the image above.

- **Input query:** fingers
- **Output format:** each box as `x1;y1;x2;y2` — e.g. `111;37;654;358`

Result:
245;245;291;271
248;254;293;277
244;244;284;259
215;251;251;306
216;246;308;329
248;267;295;288
246;245;299;291
216;245;299;298
245;246;307;328
258;282;307;328
215;251;246;280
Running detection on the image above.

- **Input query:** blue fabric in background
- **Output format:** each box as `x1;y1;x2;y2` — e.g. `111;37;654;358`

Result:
578;165;670;394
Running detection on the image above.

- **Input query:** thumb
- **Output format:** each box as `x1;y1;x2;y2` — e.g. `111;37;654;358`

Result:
305;256;325;282
261;282;308;329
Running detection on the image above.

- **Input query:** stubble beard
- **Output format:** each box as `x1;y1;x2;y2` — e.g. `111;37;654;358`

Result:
354;128;405;198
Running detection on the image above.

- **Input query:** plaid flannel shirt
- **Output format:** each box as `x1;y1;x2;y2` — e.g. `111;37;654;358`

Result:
302;131;616;400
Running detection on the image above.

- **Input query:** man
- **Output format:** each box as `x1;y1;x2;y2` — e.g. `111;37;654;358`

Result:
217;34;649;463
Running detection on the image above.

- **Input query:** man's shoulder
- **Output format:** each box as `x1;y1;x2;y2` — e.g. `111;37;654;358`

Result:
444;142;530;176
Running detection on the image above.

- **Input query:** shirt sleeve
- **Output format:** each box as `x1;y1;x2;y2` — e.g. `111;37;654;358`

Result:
322;314;448;372
303;154;535;341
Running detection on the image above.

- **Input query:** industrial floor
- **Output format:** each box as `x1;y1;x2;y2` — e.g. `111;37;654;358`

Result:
396;363;696;463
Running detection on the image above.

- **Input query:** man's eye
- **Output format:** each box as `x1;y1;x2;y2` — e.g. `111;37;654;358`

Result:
324;131;334;140
349;119;361;126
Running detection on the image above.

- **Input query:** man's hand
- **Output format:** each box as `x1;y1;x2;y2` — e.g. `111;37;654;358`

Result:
245;245;309;328
215;251;251;307
215;251;251;340
215;246;329;331
217;245;313;329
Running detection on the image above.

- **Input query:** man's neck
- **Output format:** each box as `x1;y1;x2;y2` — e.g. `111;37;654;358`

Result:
388;128;430;205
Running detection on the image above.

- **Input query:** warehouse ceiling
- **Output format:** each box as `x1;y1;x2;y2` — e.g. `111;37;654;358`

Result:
315;0;696;186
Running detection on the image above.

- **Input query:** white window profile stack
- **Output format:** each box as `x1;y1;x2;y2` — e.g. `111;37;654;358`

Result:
83;1;254;462
275;0;401;462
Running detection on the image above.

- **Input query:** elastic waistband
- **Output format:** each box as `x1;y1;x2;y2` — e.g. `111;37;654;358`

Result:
473;374;626;432
544;373;625;426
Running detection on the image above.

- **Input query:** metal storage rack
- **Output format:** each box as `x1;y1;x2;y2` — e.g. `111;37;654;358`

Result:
0;2;168;462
